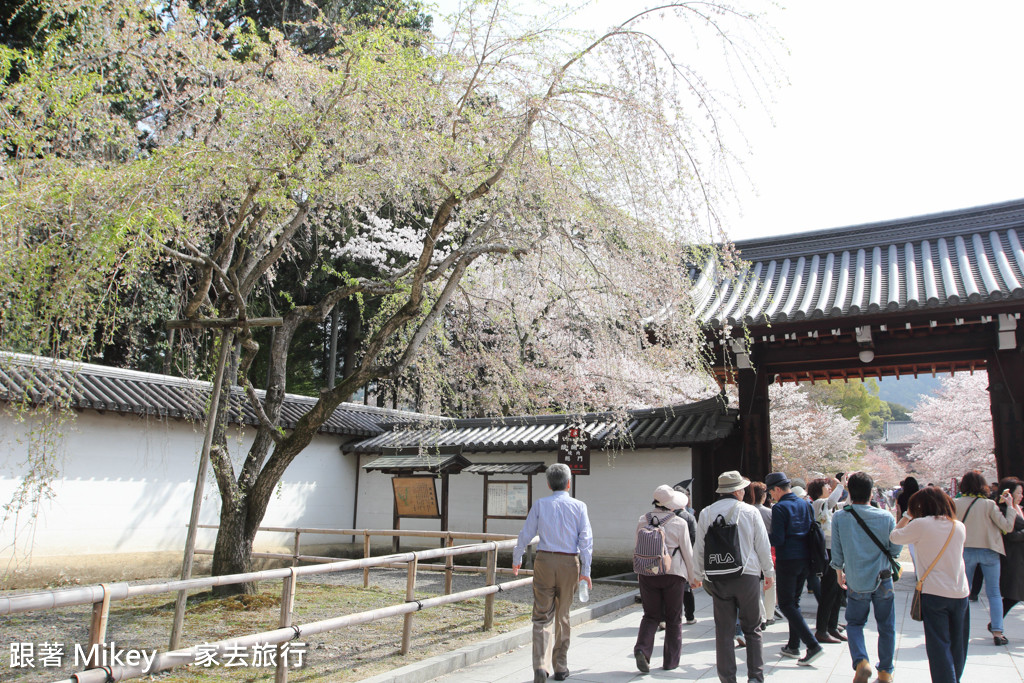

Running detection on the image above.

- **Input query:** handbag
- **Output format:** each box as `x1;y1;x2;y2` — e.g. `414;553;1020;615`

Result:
910;522;958;621
846;506;902;581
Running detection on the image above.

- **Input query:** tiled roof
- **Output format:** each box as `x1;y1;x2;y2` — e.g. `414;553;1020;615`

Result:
694;199;1024;327
362;453;472;474
0;352;424;437
344;397;737;454
464;463;547;475
882;421;924;444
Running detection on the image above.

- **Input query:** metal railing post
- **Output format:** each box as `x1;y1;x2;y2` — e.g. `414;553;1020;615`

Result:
483;545;497;631
275;568;298;683
400;553;419;655
85;583;113;668
444;533;454;595
363;531;371;588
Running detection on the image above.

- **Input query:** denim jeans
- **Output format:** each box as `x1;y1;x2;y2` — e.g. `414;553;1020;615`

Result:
844;578;895;674
962;546;1002;632
921;593;969;683
775;558;818;649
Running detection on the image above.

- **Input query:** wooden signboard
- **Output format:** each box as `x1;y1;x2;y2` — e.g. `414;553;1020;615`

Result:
557;427;591;475
392;476;440;518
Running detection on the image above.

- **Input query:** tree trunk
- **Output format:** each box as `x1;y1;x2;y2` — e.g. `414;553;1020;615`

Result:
211;496;257;596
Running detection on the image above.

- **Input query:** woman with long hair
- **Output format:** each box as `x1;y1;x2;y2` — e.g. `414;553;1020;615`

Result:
894;477;920;519
955;470;1016;644
891;487;969;683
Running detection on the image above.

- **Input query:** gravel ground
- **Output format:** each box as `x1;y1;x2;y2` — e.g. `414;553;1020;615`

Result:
1;566;635;683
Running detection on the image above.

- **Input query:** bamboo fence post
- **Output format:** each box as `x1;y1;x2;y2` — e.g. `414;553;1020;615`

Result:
275;569;298;683
363;531;371;588
483;546;497;631
444;533;454;595
85;583;113;668
400;554;419;655
292;531;301;567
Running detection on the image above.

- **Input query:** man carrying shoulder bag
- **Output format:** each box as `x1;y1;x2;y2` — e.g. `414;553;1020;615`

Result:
831;472;903;683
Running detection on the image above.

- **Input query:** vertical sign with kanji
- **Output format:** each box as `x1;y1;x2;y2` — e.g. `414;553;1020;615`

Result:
557;427;591;475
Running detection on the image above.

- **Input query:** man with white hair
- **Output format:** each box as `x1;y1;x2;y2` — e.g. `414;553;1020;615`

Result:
513;463;593;683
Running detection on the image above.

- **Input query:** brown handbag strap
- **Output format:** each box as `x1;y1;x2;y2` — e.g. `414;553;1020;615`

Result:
916;522;958;589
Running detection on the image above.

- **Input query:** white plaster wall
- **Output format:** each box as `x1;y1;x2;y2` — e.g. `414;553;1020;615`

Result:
354;448;692;559
0;409;359;565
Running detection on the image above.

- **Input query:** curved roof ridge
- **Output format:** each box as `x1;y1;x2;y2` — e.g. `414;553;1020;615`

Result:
695;199;1024;327
733;198;1024;263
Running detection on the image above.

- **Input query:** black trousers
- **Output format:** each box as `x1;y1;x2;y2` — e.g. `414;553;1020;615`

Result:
815;563;842;634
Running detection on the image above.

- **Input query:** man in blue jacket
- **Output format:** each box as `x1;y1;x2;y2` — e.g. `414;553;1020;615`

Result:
831;471;902;683
765;471;823;666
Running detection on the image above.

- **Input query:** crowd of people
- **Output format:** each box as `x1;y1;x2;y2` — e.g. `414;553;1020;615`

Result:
513;463;1024;683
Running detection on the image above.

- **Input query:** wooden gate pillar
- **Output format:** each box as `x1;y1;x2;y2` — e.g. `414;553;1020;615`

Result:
987;329;1024;478
737;365;772;484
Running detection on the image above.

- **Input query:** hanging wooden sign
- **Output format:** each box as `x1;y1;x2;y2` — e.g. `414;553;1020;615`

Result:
392;476;440;518
557;427;591;475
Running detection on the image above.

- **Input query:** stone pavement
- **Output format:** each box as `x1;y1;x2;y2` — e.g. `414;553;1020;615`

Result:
367;578;1024;683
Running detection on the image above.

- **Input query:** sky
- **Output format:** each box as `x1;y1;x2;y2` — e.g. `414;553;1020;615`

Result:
434;1;1024;242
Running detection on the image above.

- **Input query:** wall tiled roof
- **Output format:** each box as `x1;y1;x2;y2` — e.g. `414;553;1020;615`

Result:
694;199;1024;327
882;421;924;444
345;397;737;454
0;352;423;437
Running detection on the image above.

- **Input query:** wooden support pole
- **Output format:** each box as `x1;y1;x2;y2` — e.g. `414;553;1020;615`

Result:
444;534;454;596
292;531;301;567
483;546;497;631
401;554;419;655
275;569;298;683
86;583;113;668
363;532;371;588
171;329;233;651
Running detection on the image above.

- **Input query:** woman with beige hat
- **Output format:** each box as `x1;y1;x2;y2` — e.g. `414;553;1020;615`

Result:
632;484;698;672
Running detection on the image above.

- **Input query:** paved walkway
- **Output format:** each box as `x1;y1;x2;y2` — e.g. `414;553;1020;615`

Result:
425;582;1024;683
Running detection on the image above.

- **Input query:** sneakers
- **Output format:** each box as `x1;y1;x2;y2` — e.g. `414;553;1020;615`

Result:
685;618;697;625
853;659;872;683
634;650;650;673
797;646;824;666
780;646;801;659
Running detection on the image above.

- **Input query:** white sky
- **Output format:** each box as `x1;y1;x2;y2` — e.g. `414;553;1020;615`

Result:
434;0;1024;241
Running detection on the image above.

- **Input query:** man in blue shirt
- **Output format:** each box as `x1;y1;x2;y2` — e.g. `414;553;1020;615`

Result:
513;463;593;683
831;471;902;683
765;471;823;666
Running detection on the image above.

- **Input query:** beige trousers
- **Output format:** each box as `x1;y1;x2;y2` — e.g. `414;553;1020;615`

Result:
531;552;580;674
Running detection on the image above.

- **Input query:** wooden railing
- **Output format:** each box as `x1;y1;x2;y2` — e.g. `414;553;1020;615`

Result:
194;524;534;595
0;530;536;683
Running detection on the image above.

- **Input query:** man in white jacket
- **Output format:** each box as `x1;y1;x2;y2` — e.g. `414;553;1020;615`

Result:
694;470;776;683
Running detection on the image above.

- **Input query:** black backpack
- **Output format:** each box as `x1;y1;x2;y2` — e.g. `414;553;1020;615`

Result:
807;520;829;576
703;504;744;579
